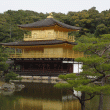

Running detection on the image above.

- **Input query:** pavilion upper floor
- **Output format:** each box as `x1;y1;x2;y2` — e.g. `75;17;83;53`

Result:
23;29;75;42
18;17;81;42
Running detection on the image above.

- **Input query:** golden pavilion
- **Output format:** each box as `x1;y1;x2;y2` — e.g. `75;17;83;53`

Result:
1;13;83;76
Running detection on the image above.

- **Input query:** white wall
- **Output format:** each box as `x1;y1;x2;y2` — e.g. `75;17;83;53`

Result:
62;61;83;73
73;62;83;73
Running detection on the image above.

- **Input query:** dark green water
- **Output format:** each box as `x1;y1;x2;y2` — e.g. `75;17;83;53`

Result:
0;82;110;110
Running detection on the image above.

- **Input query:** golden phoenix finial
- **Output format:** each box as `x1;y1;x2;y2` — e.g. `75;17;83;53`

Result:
47;13;53;18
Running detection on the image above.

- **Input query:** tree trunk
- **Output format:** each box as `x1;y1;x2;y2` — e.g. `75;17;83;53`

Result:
98;93;103;110
81;92;85;110
98;77;105;110
81;102;85;110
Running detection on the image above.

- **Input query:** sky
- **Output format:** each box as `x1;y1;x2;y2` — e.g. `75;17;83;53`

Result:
0;0;110;14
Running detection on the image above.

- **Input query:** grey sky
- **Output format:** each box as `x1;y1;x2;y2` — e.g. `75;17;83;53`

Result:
0;0;110;14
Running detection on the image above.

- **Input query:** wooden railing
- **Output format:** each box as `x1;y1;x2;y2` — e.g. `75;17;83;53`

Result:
24;34;75;42
56;35;75;42
9;52;84;59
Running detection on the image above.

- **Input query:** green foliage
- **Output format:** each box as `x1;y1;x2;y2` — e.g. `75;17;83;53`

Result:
0;47;9;71
0;62;9;71
95;24;108;37
1;8;110;42
5;71;21;82
54;83;73;89
74;84;110;94
58;73;78;80
55;34;110;106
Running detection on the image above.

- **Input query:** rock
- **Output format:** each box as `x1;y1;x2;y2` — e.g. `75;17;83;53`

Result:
0;83;25;95
15;84;25;89
1;83;15;91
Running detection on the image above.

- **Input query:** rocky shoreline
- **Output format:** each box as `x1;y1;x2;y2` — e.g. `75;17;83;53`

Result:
0;82;25;95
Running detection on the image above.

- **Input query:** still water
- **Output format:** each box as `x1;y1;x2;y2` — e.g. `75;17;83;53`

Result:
0;82;110;110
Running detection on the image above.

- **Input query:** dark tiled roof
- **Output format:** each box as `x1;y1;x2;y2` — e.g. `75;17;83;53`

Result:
1;40;77;46
18;18;81;30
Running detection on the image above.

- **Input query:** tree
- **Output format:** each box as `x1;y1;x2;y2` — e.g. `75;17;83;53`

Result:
5;71;22;82
0;46;9;80
0;46;21;82
0;47;9;72
95;24;108;37
55;34;110;110
1;9;110;42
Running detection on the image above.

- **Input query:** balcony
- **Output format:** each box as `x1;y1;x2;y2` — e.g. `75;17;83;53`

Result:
56;35;75;42
9;52;84;59
23;34;75;42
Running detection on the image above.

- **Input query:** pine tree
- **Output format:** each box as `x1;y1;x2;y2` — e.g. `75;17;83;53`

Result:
0;46;9;78
55;34;110;110
0;47;9;71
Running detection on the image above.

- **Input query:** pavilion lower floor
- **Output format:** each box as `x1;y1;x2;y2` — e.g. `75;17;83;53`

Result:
12;59;73;76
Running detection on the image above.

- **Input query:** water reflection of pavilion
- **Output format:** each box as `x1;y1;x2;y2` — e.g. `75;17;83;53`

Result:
13;82;81;110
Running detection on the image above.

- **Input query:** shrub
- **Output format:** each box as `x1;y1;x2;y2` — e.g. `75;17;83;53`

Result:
5;71;21;82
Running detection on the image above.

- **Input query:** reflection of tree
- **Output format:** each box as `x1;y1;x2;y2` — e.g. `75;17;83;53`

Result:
0;95;20;110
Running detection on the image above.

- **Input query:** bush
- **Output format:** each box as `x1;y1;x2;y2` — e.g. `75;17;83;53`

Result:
5;71;21;82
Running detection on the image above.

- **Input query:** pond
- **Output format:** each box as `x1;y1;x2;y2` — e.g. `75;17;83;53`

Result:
0;82;110;110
